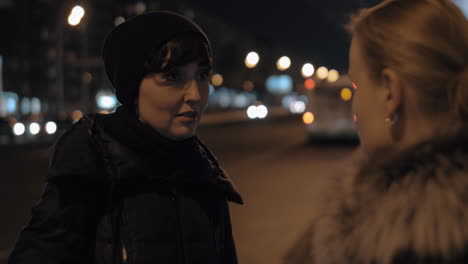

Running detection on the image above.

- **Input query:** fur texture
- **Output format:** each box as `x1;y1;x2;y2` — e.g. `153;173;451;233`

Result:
287;134;468;264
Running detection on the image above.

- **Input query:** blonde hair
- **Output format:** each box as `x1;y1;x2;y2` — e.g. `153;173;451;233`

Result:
347;0;468;124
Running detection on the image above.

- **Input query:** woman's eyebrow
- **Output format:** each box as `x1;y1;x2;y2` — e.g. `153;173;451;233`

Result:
197;64;212;71
197;58;212;66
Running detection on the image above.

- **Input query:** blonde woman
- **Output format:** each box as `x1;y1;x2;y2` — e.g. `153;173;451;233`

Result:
284;0;468;263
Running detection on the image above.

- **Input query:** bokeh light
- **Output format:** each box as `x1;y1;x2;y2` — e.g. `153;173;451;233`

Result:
211;74;224;87
301;63;315;78
289;101;306;114
31;97;41;114
341;88;353;101
327;69;339;83
13;123;25;136
247;105;268;119
29;122;41;135
135;2;146;14
71;6;85;17
256;105;268;119
247;105;258;119
45;121;57;135
277;56;291;71
304;79;315;90
245;51;260;68
82;72;93;85
68;5;85;26
96;92;117;110
302;112;315;125
316;66;329;80
243;80;254;92
72;110;83;121
114;16;126;26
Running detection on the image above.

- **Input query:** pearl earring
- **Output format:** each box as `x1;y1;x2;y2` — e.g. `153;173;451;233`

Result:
385;113;399;126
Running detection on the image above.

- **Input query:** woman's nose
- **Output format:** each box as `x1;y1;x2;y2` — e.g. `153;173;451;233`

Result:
184;80;202;103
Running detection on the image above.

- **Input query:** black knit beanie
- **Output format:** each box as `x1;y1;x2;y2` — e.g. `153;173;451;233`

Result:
102;11;212;106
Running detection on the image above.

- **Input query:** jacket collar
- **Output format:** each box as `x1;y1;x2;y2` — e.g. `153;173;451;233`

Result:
92;107;243;204
357;132;468;190
314;132;468;264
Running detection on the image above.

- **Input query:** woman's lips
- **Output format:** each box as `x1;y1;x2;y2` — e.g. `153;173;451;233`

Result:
176;111;198;123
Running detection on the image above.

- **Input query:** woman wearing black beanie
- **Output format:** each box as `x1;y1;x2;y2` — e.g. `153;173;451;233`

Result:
8;11;242;264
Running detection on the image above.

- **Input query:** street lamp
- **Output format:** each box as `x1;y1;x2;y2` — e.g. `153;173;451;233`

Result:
277;56;291;71
245;51;260;68
316;66;329;80
327;69;339;83
211;73;224;87
56;4;86;112
67;6;85;26
301;63;315;78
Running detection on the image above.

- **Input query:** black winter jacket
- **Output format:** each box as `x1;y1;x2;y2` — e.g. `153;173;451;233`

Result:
8;109;243;264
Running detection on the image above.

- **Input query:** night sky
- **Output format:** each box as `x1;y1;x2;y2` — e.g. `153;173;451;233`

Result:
193;0;382;71
0;0;385;98
0;0;382;73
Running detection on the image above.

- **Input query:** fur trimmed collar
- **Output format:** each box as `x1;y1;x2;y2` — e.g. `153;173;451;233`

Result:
314;135;468;264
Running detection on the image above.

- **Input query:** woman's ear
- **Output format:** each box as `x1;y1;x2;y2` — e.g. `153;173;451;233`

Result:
381;68;402;116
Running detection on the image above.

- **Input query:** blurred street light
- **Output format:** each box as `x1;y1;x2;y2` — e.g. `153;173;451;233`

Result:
247;104;268;119
302;112;315;125
327;69;339;83
31;97;41;114
316;66;329;80
96;92;117;110
301;63;315;78
277;56;291;71
340;88;353;101
67;5;85;26
135;2;146;15
304;78;315;90
72;110;83;121
29;122;41;135
247;105;257;119
57;4;87;112
245;51;260;68
82;72;93;85
289;101;306;114
45;121;58;135
211;74;224;87
256;105;268;119
114;16;126;26
13;123;25;136
243;80;254;92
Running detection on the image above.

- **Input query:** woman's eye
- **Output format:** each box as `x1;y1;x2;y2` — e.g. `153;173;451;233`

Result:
164;73;179;81
198;71;211;81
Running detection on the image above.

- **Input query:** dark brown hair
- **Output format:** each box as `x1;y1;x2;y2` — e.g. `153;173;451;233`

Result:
143;32;212;76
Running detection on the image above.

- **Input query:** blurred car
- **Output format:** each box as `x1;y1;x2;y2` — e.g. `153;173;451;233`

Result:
302;76;359;144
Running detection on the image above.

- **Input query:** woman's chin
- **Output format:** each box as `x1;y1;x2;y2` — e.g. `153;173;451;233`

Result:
165;126;197;141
